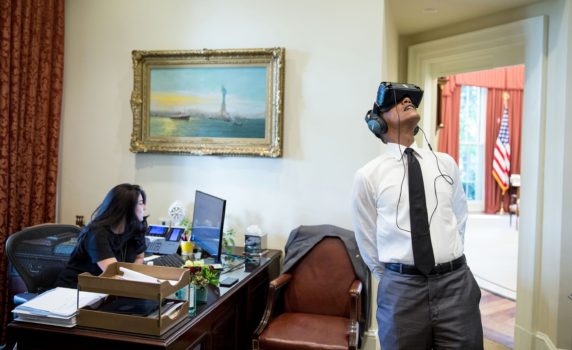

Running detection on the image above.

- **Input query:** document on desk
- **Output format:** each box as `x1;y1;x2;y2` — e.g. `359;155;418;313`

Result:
119;267;178;286
13;287;107;327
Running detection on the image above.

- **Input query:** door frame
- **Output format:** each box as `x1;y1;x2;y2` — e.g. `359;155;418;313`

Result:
407;16;547;350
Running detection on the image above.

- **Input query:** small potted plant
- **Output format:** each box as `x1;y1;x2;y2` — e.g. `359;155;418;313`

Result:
183;260;220;304
180;217;192;240
223;228;236;255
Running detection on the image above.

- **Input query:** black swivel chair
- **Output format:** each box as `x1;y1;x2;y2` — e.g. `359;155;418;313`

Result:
6;223;81;304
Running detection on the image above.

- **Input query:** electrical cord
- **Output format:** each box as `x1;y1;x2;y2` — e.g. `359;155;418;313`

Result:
391;90;454;232
417;126;454;224
220;253;247;274
221;262;246;275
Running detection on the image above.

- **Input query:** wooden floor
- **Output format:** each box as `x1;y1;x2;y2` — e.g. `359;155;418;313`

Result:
480;289;516;349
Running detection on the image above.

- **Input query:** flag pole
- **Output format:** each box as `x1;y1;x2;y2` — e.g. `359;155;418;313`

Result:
493;91;510;215
501;91;509;215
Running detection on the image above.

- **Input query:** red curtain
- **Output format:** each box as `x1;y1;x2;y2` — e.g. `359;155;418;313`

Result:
438;76;461;161
437;65;524;213
0;0;65;343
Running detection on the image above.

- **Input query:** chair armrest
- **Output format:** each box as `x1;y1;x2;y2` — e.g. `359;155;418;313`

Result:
348;320;360;350
269;273;292;290
348;279;362;350
349;279;362;321
252;273;292;349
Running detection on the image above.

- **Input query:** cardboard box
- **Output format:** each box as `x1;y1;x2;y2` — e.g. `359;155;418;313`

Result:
77;262;189;336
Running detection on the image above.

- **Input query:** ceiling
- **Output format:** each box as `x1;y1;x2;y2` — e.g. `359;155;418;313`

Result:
388;0;548;35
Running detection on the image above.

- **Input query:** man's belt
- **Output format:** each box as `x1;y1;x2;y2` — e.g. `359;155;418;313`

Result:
384;255;466;276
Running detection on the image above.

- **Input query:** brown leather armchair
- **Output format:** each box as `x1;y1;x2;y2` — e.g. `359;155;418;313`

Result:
252;237;362;350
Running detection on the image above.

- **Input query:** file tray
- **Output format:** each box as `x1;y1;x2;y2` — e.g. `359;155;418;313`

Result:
77;262;190;336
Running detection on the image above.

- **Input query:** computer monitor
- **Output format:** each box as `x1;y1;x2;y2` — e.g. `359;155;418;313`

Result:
190;190;226;263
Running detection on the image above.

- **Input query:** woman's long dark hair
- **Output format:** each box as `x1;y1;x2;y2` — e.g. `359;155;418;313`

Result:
88;183;147;235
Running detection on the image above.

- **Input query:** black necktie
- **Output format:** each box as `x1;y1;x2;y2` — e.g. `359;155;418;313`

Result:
404;148;435;275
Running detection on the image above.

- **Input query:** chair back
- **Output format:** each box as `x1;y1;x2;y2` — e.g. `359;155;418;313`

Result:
6;223;81;293
283;237;356;317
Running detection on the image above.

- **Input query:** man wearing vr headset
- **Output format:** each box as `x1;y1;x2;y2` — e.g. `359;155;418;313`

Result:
351;82;483;349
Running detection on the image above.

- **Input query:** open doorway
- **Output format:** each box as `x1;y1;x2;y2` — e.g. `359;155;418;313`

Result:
437;66;523;349
437;66;523;300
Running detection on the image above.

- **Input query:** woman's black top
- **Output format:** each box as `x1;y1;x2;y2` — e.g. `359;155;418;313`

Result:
56;225;146;288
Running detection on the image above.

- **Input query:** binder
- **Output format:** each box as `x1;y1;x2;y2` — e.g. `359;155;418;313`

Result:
12;287;106;327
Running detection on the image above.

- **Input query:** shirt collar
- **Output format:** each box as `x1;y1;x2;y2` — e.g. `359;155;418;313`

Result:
385;142;424;161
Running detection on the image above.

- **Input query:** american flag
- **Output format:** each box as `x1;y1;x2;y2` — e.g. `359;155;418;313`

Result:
492;105;511;194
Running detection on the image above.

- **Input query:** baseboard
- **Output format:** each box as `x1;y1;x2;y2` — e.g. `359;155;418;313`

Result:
534;332;566;350
474;275;516;300
361;329;380;350
515;325;565;350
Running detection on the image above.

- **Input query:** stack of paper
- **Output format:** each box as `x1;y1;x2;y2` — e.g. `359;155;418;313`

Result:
13;287;107;327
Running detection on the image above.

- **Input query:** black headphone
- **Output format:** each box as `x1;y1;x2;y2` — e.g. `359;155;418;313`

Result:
365;104;387;139
364;82;422;141
365;103;387;141
365;104;420;142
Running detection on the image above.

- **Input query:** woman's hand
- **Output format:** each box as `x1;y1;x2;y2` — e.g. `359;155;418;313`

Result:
134;252;145;264
97;257;118;273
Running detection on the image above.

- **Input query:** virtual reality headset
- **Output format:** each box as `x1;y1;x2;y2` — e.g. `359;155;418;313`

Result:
372;82;424;115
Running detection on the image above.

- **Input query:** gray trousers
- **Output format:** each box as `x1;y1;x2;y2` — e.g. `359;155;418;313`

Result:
377;265;483;350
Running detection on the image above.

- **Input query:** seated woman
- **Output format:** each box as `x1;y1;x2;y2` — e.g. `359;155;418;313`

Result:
56;183;148;288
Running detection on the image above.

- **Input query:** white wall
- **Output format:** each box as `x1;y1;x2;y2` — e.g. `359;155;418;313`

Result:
60;0;383;250
382;1;399;82
560;4;572;347
361;3;400;349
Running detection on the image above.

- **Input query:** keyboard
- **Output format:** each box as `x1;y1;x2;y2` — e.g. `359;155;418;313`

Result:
146;240;163;252
148;254;185;268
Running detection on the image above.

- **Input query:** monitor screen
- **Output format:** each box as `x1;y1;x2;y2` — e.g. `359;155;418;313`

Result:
167;227;185;242
190;191;226;261
147;225;169;237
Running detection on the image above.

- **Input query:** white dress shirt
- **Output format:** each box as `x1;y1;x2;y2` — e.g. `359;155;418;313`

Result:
351;142;468;279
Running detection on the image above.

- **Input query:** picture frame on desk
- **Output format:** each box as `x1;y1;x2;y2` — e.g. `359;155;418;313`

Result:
130;48;285;157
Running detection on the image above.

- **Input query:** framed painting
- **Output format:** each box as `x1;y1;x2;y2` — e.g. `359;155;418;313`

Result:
130;48;285;157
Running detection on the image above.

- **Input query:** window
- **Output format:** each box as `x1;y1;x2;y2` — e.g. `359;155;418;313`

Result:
459;86;487;211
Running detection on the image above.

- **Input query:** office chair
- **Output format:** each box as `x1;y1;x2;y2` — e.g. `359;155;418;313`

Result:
253;225;370;350
6;223;81;304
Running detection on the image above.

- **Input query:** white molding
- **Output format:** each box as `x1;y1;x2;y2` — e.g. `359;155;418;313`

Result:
534;331;561;350
361;330;380;350
407;16;548;350
408;20;528;146
515;325;534;350
515;326;565;350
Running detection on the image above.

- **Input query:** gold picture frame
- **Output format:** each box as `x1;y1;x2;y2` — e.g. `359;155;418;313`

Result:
130;48;285;157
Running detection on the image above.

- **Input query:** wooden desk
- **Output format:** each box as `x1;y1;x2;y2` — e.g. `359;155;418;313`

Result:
7;249;281;350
